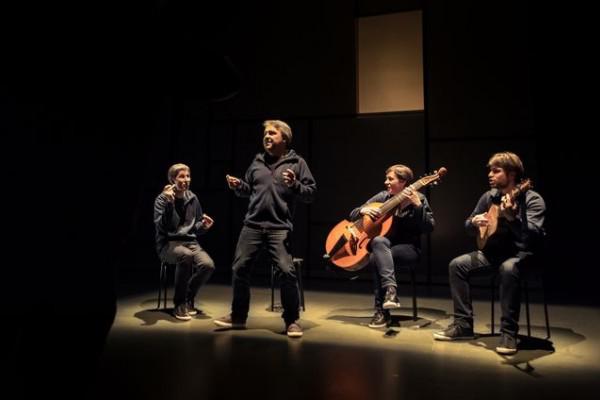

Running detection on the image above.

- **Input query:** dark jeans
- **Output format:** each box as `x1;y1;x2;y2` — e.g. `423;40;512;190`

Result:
369;236;420;312
231;226;299;325
448;250;534;336
161;241;215;307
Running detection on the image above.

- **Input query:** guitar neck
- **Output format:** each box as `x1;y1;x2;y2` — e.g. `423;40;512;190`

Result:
507;180;530;202
378;182;424;215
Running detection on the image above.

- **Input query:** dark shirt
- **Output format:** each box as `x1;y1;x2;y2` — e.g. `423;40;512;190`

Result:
233;149;317;230
153;190;208;255
465;188;546;255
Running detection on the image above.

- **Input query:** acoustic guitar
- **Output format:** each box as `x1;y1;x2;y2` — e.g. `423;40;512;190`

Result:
324;168;447;271
476;179;532;250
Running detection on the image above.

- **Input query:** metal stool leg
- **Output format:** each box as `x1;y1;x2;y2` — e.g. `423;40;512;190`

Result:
524;280;531;337
158;262;168;310
162;263;169;309
410;267;417;320
270;263;275;312
491;275;496;335
157;263;164;310
542;279;551;339
295;259;306;311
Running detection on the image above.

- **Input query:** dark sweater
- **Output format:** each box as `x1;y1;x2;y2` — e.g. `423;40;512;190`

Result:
153;190;208;255
465;188;546;254
233;150;316;230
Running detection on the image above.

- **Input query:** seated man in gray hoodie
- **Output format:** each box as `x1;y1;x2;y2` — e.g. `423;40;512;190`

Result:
154;163;215;321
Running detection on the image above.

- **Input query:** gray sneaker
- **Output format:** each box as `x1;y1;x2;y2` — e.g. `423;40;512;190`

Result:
382;286;401;309
213;314;246;329
433;323;475;341
286;321;303;338
495;333;518;355
368;311;391;329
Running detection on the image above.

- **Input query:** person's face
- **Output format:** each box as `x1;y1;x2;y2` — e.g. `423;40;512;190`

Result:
488;166;513;190
384;172;406;195
263;124;286;153
173;169;191;191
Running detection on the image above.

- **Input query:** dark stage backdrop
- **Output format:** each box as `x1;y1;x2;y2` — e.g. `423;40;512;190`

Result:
5;1;597;397
5;0;597;318
100;1;596;307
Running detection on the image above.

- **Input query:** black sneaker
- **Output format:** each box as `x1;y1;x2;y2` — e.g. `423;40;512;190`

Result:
495;333;518;355
433;323;475;341
368;311;391;329
213;314;246;329
286;321;303;338
382;286;401;309
173;304;192;321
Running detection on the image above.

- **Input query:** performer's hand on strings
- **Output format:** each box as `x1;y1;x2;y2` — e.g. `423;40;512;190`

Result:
499;195;517;221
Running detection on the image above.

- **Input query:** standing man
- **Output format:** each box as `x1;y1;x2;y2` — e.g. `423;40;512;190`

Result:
154;163;216;321
214;120;316;337
433;152;546;355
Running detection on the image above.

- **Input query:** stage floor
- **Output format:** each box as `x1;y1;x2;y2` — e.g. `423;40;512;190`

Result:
90;284;600;400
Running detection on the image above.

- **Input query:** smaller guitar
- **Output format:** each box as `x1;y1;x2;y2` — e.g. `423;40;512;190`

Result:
476;179;532;250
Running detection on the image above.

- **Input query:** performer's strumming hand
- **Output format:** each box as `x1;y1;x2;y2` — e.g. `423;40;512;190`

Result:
225;174;241;189
360;207;382;220
471;213;489;227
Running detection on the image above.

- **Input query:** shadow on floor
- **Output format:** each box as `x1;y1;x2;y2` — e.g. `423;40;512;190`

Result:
325;306;449;330
134;308;212;326
466;326;586;376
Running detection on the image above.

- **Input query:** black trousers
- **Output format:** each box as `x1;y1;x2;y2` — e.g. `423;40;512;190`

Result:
161;241;215;307
231;226;299;325
448;250;534;336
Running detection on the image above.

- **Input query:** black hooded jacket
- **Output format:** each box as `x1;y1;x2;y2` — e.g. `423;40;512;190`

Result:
233;150;316;230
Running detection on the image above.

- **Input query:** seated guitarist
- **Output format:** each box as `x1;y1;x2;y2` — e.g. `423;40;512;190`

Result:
349;164;435;329
433;152;546;355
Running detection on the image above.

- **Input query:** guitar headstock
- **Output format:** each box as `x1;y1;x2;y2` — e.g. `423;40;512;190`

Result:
417;167;447;187
517;179;532;192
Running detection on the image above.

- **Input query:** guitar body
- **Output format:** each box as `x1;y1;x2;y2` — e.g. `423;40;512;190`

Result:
325;202;393;271
324;167;447;271
476;179;532;251
476;204;499;250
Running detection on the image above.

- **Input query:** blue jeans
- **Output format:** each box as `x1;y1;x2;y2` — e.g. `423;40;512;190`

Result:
369;236;420;312
448;250;534;336
231;226;299;325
